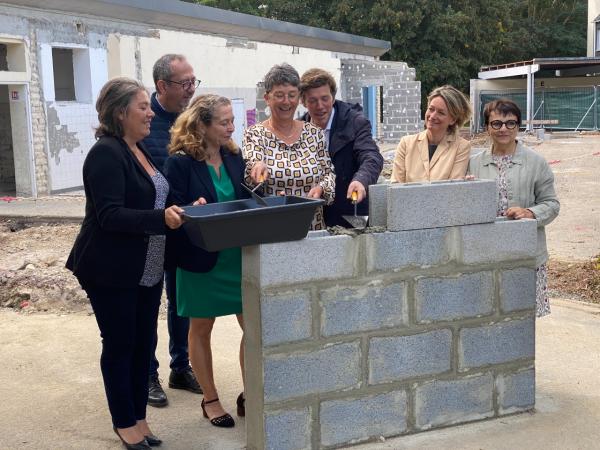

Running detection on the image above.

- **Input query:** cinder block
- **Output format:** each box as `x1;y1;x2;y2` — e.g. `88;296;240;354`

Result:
320;391;407;446
497;369;535;414
243;234;358;288
265;408;311;450
261;290;312;347
415;374;494;429
264;342;361;402
369;329;452;384
500;268;536;313
368;183;389;227
321;282;406;337
415;272;494;323
459;318;535;370
366;228;450;273
386;179;496;231
460;219;537;265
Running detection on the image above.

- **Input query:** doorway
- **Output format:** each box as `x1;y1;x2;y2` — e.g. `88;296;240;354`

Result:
0;84;16;195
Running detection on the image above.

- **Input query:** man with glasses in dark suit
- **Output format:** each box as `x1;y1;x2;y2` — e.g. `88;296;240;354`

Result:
144;54;202;407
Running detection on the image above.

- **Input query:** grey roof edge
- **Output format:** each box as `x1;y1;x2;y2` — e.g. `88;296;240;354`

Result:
3;0;391;57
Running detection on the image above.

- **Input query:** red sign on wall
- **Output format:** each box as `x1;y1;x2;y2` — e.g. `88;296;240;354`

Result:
10;91;19;101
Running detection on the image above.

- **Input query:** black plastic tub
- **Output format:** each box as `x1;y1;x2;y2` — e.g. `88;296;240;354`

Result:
181;196;324;251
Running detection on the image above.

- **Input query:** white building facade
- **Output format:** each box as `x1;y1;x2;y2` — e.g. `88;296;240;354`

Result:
0;0;420;196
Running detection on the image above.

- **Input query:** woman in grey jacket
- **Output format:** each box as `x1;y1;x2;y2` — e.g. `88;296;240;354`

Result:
469;99;560;317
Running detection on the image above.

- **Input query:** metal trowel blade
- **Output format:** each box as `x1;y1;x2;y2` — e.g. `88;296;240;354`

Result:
342;214;368;229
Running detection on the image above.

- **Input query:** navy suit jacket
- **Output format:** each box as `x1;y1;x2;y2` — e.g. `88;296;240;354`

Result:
303;100;383;227
164;147;248;273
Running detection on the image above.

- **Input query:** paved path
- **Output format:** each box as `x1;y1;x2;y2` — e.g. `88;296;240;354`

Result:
1;298;599;449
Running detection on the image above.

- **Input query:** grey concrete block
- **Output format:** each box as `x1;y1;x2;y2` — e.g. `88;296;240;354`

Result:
459;318;535;370
415;374;494;429
264;342;361;402
387;179;496;231
497;369;535;414
321;282;406;336
500;268;536;313
243;234;358;288
368;183;389;227
366;228;450;273
320;391;407;446
369;329;452;384
415;272;494;323
460;219;537;265
265;408;311;450
261;290;312;346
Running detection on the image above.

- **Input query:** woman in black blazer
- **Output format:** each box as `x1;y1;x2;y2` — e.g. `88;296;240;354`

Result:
66;78;184;449
164;94;248;428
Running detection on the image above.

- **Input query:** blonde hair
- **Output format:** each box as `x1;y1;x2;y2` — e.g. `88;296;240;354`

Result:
427;85;472;134
168;94;238;160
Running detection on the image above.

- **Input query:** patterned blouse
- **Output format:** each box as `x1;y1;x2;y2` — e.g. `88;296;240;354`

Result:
243;121;335;230
139;170;169;287
492;153;550;317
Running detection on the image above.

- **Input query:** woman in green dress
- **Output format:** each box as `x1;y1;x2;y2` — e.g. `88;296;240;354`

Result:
164;95;248;428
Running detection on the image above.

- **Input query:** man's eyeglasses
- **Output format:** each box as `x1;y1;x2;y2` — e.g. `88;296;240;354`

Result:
165;78;201;90
489;120;519;130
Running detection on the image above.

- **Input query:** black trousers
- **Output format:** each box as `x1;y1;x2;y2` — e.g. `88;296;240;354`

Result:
84;280;162;428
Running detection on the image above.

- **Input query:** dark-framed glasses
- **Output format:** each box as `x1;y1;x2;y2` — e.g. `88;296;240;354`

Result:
165;78;201;90
489;120;519;130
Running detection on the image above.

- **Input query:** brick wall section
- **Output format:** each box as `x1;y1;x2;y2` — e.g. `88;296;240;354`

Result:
243;180;538;449
340;59;422;143
28;29;50;194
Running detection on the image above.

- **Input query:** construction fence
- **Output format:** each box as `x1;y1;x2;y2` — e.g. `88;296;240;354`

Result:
476;86;600;132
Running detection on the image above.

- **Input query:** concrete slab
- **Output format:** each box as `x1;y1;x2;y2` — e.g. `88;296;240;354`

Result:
1;298;599;449
0;195;85;222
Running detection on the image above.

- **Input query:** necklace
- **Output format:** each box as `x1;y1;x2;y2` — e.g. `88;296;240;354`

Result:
267;118;296;139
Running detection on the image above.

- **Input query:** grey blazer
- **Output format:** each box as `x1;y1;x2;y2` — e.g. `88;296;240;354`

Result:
468;141;560;266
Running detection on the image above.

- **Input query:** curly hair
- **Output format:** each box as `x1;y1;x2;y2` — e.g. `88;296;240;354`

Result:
168;94;238;160
95;77;146;139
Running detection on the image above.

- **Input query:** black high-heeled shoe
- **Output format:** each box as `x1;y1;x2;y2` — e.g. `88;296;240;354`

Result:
236;392;245;417
113;426;151;449
144;434;162;447
201;397;235;428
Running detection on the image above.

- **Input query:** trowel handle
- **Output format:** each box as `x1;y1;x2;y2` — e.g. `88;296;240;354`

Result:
351;191;358;203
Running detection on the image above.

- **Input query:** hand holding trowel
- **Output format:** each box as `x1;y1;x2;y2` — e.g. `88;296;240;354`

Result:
342;190;368;229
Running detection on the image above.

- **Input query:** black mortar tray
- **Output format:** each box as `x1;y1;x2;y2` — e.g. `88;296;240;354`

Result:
181;195;324;251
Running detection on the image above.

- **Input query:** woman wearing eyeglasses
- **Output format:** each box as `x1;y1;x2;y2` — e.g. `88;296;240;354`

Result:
391;85;472;183
468;99;560;317
243;63;335;229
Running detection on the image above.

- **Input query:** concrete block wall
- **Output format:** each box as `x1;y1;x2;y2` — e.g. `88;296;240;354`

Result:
340;59;422;143
243;180;537;449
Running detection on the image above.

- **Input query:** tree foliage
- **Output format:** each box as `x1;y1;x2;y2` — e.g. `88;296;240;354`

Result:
191;0;587;104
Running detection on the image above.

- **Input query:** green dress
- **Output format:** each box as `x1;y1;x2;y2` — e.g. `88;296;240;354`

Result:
177;165;242;318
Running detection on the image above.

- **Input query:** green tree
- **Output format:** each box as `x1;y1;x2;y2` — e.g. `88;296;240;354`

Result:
191;0;587;108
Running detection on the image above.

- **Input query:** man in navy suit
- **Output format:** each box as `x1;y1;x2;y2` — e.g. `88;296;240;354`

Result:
144;54;202;407
300;68;383;227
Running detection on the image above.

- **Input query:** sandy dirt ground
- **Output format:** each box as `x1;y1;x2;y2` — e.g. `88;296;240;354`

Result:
0;133;598;449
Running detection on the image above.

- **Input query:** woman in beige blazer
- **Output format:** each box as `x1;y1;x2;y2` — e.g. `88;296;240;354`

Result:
391;85;472;183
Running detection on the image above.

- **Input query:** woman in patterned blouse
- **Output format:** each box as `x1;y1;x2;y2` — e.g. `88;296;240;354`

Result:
468;99;560;317
243;63;335;230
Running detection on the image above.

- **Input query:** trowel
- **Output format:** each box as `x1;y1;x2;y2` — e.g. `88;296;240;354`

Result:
342;191;368;229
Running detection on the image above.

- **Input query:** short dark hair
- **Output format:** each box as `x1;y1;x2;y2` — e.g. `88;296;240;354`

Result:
299;68;337;100
263;63;300;92
483;99;522;127
95;77;146;139
152;54;186;89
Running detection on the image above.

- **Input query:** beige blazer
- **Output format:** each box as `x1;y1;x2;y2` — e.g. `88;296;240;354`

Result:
391;130;471;183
